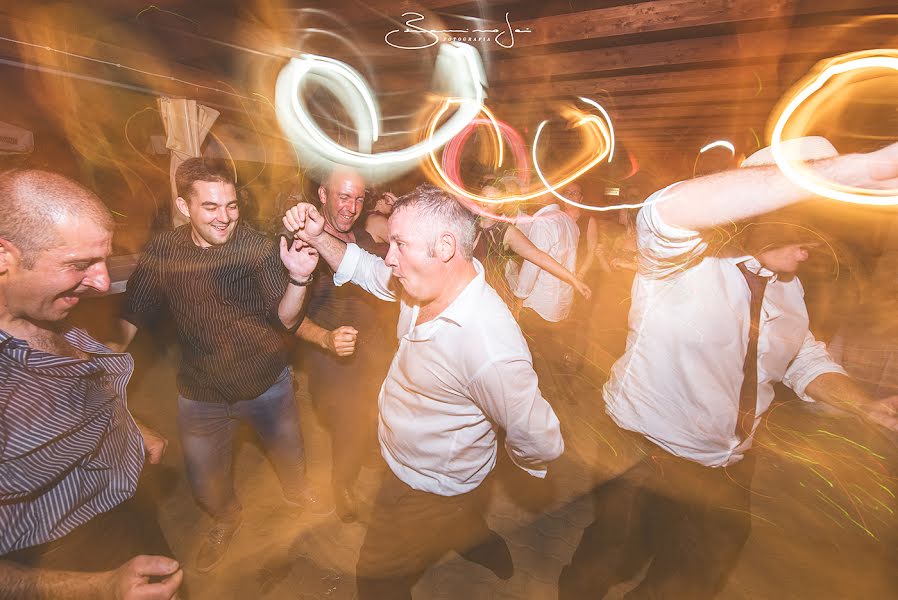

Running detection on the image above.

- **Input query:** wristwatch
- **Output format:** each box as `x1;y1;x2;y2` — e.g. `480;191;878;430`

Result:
288;274;315;286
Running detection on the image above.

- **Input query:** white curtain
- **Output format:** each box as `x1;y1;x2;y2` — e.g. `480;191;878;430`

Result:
0;121;34;154
158;97;220;226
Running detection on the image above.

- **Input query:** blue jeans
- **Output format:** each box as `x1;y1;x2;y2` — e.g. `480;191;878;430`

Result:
177;367;306;521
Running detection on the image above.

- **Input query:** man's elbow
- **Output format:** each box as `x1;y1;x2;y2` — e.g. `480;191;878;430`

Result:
525;426;565;464
541;433;565;463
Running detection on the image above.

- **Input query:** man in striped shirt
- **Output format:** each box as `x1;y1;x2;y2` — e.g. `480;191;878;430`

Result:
112;158;320;573
0;170;181;599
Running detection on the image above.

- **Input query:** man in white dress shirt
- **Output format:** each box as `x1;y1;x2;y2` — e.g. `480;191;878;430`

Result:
515;189;582;375
560;137;898;599
283;183;564;599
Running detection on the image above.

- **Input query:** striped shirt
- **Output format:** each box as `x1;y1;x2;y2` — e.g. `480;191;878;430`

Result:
124;224;292;404
0;328;144;555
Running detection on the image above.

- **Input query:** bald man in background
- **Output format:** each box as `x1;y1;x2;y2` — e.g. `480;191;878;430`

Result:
295;168;391;522
0;169;181;599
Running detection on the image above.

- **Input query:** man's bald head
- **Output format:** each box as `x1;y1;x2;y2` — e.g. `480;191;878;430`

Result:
0;169;114;268
321;167;365;192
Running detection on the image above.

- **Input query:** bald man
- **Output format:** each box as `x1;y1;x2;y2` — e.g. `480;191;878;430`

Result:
0;170;182;599
295;168;391;522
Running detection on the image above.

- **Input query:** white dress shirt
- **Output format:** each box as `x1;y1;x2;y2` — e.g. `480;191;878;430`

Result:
335;244;564;496
514;204;580;322
604;187;846;467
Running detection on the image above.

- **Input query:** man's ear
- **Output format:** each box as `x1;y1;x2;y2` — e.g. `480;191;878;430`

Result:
435;231;457;263
0;238;20;274
175;196;191;220
318;185;327;206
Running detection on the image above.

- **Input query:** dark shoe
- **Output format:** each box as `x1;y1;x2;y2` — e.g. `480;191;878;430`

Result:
284;488;333;516
195;516;242;573
461;530;514;580
334;486;358;523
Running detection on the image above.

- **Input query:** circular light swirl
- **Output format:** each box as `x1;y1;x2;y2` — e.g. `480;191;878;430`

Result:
536;97;632;211
427;98;616;206
441;116;530;188
771;53;898;206
274;42;486;183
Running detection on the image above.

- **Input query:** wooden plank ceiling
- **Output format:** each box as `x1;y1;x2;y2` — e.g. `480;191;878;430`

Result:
1;0;896;183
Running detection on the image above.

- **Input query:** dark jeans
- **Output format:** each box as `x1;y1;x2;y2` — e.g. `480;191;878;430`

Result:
560;442;757;600
177;367;306;521
3;477;173;572
519;308;577;370
356;467;502;600
305;348;384;492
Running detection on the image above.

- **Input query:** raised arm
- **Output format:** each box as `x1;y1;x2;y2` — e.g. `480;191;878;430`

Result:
505;225;591;299
283;203;347;272
655;141;898;231
284;202;396;302
274;237;319;331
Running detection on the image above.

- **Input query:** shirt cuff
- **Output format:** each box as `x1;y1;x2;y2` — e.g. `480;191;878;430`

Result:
504;441;549;478
790;363;849;402
334;243;361;287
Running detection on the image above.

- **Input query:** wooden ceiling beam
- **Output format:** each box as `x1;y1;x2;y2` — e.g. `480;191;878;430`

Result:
487;87;779;114
0;14;256;111
490;64;782;102
493;25;846;83
504;0;893;49
496;97;776;123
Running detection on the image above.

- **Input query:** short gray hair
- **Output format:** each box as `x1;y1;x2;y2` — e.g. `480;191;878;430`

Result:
0;169;113;268
393;184;476;259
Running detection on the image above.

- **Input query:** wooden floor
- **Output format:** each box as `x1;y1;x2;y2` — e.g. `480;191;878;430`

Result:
121;326;898;599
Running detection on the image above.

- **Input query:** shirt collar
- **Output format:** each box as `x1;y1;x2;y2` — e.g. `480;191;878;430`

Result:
533;203;561;217
436;259;487;328
0;327;127;374
736;256;778;281
405;260;487;341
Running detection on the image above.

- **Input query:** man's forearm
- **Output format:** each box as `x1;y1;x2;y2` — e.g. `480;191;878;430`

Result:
804;372;874;416
307;231;348;272
296;317;329;350
277;284;307;330
0;560;105;600
656;152;869;231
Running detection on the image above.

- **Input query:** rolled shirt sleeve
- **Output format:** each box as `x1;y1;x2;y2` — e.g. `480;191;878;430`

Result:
467;358;564;478
334;243;397;302
783;331;848;401
637;184;709;280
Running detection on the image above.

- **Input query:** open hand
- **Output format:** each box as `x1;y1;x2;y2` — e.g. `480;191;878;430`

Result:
280;237;319;279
